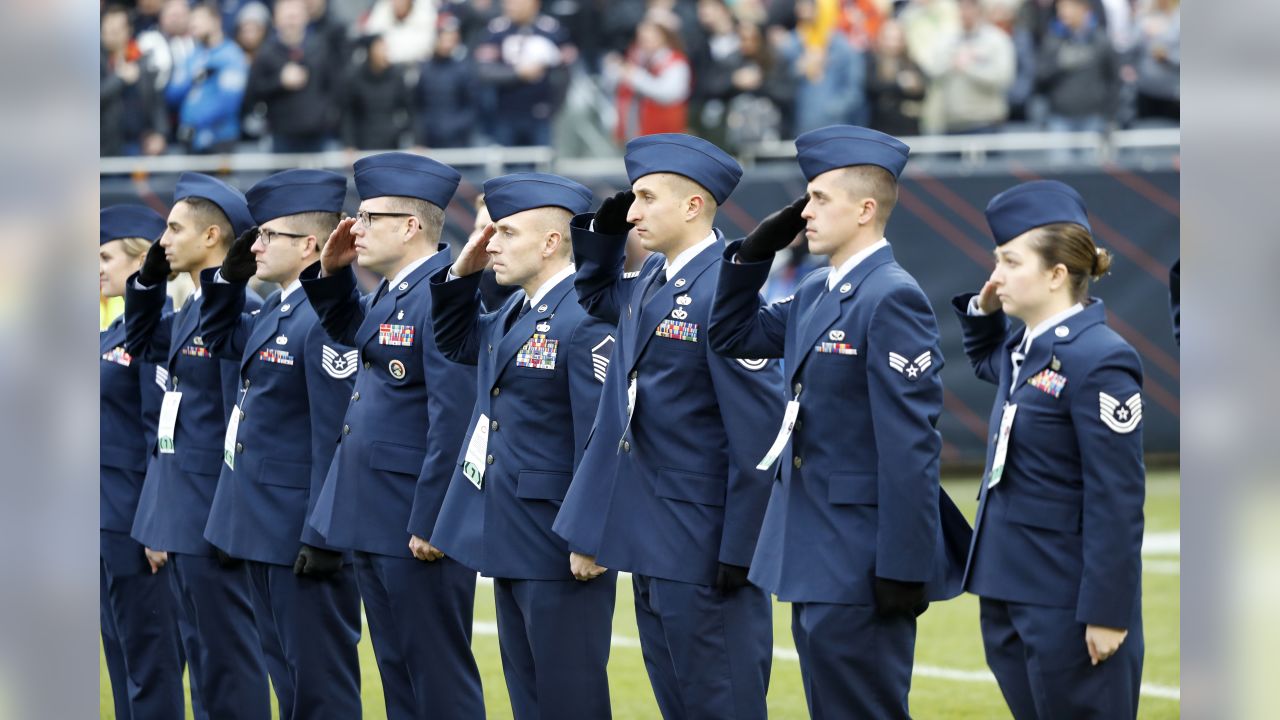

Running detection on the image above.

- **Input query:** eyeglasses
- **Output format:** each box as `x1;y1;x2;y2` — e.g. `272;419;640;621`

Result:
356;210;416;229
258;228;309;246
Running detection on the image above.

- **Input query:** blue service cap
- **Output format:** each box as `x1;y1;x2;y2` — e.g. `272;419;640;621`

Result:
794;125;910;181
353;152;461;209
174;172;254;236
624;133;743;204
247;169;348;224
985;180;1091;246
100;205;166;245
482;173;593;222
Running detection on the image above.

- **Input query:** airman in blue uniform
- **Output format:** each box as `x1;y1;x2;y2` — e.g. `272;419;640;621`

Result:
553;134;785;720
199;169;362;719
953;180;1146;719
429;172;618;720
124;173;272;720
708;125;972;719
299;153;483;720
99;205;185;720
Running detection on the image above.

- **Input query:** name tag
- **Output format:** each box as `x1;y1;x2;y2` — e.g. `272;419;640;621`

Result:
756;399;801;471
516;334;558;370
987;403;1017;489
655;319;698;342
223;405;241;470
157;391;182;454
461;413;490;490
378;324;415;346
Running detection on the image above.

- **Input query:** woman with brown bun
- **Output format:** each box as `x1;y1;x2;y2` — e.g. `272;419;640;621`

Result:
953;180;1146;718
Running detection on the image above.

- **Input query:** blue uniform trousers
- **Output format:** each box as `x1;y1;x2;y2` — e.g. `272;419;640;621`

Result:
353;551;484;720
245;560;363;720
632;574;772;720
168;553;271;720
791;602;917;719
100;529;185;720
494;575;617;720
980;598;1144;719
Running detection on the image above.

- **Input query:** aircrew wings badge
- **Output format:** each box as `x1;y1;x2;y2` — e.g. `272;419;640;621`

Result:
888;350;932;380
1099;391;1142;433
322;345;358;379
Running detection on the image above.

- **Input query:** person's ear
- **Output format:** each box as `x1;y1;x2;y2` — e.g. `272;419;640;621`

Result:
685;194;704;222
857;197;878;226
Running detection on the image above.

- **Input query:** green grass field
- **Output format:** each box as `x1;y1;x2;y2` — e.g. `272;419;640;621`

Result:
101;471;1180;718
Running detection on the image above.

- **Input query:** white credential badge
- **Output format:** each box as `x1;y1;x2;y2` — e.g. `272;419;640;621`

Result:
223;406;242;470
157;391;182;454
987;403;1018;489
461;414;491;490
756;399;801;471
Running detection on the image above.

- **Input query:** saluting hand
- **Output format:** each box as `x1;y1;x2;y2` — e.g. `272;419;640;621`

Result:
320;216;359;276
570;552;607;581
738;195;808;263
409;535;445;562
220;226;259;283
137;240;171;287
1085;624;1129;665
593;190;636;236
451;223;496;277
976;279;1002;314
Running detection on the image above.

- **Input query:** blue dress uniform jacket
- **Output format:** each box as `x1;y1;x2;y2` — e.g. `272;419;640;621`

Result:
199;272;357;565
125;277;263;555
299;249;478;555
101;316;165;532
429;269;615;580
952;297;1145;629
709;241;971;605
554;218;786;584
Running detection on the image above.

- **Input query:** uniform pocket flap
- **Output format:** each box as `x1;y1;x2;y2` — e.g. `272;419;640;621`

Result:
828;472;878;505
515;471;573;501
101;444;146;473
369;442;426;476
258;458;311;489
654;468;726;507
1004;493;1082;534
179;447;223;476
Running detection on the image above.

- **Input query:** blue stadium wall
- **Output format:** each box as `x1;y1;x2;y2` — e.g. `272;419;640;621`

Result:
101;164;1180;467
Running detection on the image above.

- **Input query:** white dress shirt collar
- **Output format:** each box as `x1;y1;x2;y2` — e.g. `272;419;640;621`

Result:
528;263;576;308
663;231;719;278
827;238;889;291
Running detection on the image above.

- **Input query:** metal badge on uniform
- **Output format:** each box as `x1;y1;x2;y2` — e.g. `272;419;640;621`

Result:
1055;326;1069;338
591;335;615;383
281;304;291;313
397;310;405;320
537;303;548;313
829;330;845;341
388;359;407;379
275;335;288;345
101;346;132;367
673;278;686;288
676;294;692;306
536;321;551;333
378;323;415;346
517;334;559;370
1026;369;1067;398
1051;355;1062;371
888;350;932;380
192;335;204;346
258;348;295;367
321;345;358;379
398;281;409;291
671;308;689;321
656;318;698;342
1099;391;1142;434
839;282;852;293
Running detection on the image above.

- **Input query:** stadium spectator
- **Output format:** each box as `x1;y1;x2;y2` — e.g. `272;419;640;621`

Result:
415;14;478;148
166;3;248;154
689;0;741;146
865;19;926;137
306;0;353;67
608;14;692;142
245;0;338;152
1036;0;1120;138
474;0;576;147
133;0;164;34
233;2;271;64
722;20;792;148
926;0;1016;134
900;0;960;70
361;0;438;66
987;0;1039;124
341;35;413;150
101;5;167;156
136;0;196;102
779;0;867;134
1131;0;1179;123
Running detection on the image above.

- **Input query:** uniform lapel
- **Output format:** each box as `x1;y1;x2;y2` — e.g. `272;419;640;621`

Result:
355;244;451;349
791;246;895;383
494;274;576;386
627;238;721;373
167;293;202;368
1010;301;1106;399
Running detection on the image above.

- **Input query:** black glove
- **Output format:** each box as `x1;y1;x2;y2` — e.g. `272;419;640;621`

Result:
592;190;635;236
293;544;344;578
137;239;171;287
214;547;242;569
738;195;809;264
873;577;928;618
220;226;259;283
714;562;752;594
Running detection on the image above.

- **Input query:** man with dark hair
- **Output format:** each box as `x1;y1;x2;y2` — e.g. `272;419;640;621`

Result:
244;0;337;153
474;0;576;146
199;170;362;719
166;2;248;153
124;173;271;720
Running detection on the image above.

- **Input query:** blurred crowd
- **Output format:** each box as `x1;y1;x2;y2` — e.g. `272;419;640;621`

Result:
102;0;1180;157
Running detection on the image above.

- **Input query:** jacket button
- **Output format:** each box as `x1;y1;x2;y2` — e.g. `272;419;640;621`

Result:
793;456;803;469
352;392;360;401
243;379;251;389
793;382;802;395
629;370;638;381
492;387;501;397
794;419;802;432
343;424;351;435
235;442;244;453
363;361;371;370
238;410;246;422
621;440;631;452
490;420;499;431
486;454;494;465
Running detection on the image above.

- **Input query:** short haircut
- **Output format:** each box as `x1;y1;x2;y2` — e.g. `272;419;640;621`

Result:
177;196;234;245
386;196;446;238
837;165;898;225
285;211;342;250
661;173;719;215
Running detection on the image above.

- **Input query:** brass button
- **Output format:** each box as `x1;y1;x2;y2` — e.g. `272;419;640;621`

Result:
363;361;371;370
622;440;631;452
235;442;244;453
486;454;494;465
793;456;803;469
490;420;499;431
492;387;501;397
793;382;802;395
238;410;246;422
343;424;351;435
352;392;360;401
243;379;251;389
